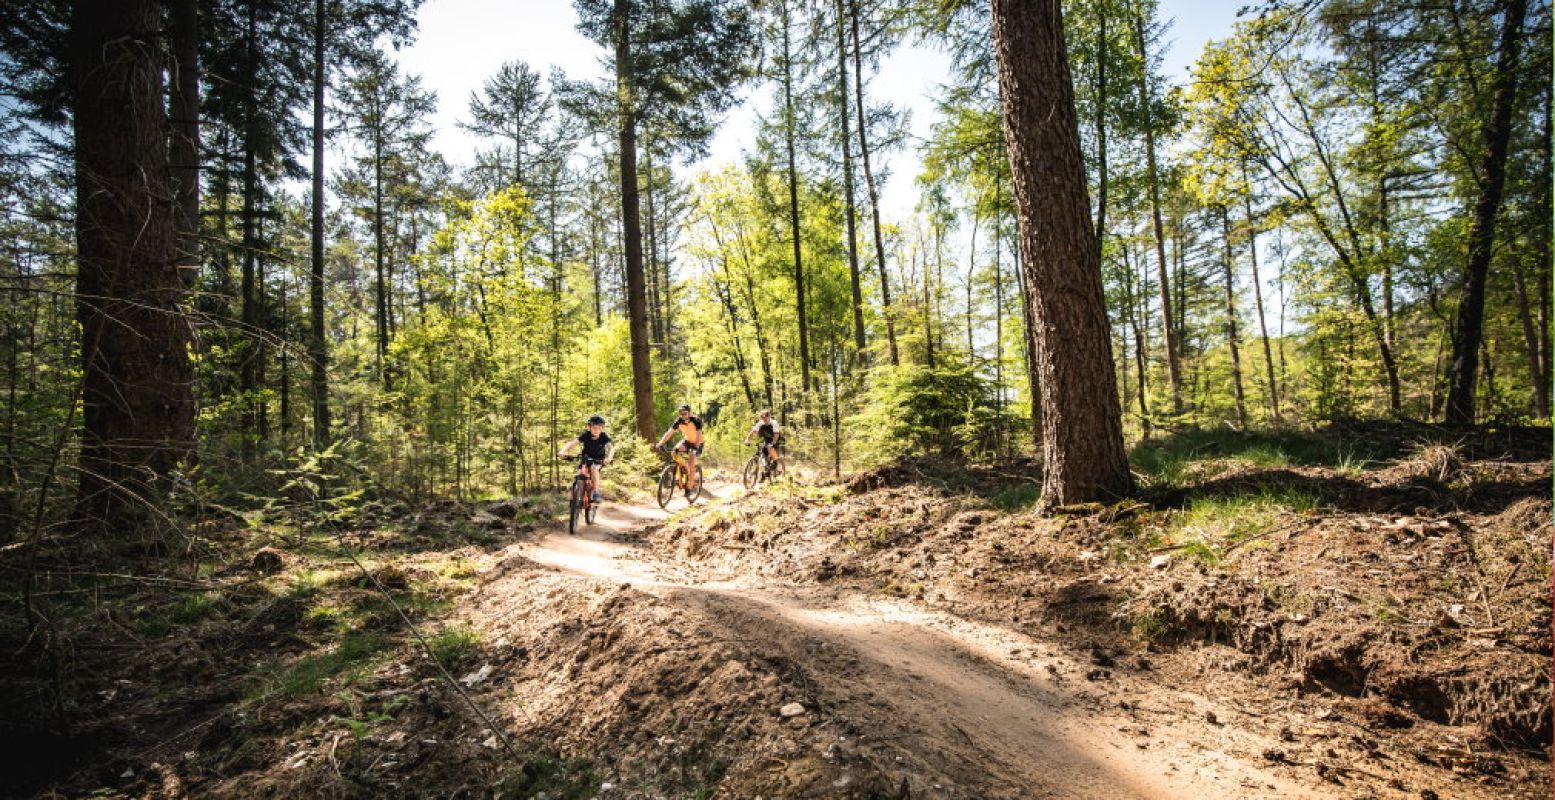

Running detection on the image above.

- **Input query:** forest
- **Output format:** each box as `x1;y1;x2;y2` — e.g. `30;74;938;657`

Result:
0;0;1550;797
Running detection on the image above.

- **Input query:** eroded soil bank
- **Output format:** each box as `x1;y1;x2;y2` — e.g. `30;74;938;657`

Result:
4;424;1548;798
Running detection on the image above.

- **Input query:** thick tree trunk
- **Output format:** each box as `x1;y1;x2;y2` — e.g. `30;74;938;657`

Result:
309;0;330;449
1219;206;1247;427
835;0;866;354
993;0;1132;505
850;0;898;366
780;0;811;392
1133;12;1181;415
615;5;655;441
72;0;196;528
1445;0;1527;424
168;0;199;287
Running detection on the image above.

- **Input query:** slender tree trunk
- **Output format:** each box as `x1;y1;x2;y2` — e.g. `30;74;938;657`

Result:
643;146;662;345
1093;4;1107;243
993;188;1005;406
966;208;979;353
1122;243;1150;438
1242;192;1280;423
1132;12;1181;414
1445;0;1528;423
1512;265;1547;416
373;126;390;389
169;0;199;287
1012;229;1041;450
780;0;812;393
72;0;195;528
309;0;330;448
835;0;866;354
994;0;1132;504
850;0;897;365
615;2;655;441
1219;206;1247;427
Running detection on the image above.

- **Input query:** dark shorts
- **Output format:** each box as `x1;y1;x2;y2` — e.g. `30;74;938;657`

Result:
676;442;704;455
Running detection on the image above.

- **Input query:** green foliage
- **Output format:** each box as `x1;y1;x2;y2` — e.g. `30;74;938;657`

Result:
850;361;999;461
427;624;482;671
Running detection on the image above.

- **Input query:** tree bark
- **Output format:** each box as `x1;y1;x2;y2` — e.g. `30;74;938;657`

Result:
835;0;866;354
1445;0;1528;424
850;0;898;366
615;0;655;441
993;0;1132;505
780;0;811;393
1132;11;1182;415
1242;188;1280;423
1219;206;1247;427
309;0;331;449
168;0;199;288
72;0;196;528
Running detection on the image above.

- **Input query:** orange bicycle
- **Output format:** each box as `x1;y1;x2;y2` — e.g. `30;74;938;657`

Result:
656;445;703;509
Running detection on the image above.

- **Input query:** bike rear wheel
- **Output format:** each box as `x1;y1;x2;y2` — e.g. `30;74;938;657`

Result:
568;478;582;535
686;466;703;504
656;464;677;509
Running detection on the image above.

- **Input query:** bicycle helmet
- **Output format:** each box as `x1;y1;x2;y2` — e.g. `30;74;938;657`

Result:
677;403;692;412
586;414;606;426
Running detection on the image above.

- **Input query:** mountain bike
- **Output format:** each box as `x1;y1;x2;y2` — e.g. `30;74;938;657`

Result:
656;445;703;509
742;443;784;490
562;455;602;534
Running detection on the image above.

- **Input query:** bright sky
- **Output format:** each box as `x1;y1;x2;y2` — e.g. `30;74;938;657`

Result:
395;0;1241;222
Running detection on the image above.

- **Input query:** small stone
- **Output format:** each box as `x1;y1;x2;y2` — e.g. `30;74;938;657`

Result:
779;702;806;718
1149;554;1171;570
1205;710;1219;725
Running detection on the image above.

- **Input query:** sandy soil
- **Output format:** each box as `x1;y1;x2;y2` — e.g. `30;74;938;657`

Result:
457;483;1406;798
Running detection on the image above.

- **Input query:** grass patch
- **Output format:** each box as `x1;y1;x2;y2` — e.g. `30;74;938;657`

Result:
250;631;387;700
1131;428;1387;487
1151;484;1320;563
989;483;1040;512
427;623;481;670
171;591;219;624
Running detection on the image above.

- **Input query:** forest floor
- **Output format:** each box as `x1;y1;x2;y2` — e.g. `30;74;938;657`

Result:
3;422;1550;799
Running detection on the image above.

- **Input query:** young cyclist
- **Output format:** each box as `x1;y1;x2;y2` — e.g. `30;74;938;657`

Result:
558;414;614;502
655;403;705;497
743;409;782;467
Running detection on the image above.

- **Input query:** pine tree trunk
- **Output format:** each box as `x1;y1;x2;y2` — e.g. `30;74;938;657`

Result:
835;0;866;354
615;0;655;441
168;0;199;287
993;0;1132;505
1242;180;1280;424
309;0;330;449
850;0;898;366
1219;206;1247;427
1133;12;1181;415
1093;5;1107;243
72;0;196;529
1445;0;1528;424
780;0;811;393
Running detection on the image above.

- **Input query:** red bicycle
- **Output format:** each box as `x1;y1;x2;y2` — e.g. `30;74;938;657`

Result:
562;455;602;534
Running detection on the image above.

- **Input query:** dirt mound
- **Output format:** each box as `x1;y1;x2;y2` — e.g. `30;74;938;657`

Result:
463;568;901;797
653;454;1552;796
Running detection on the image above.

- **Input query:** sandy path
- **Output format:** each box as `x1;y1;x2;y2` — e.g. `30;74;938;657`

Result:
509;484;1333;798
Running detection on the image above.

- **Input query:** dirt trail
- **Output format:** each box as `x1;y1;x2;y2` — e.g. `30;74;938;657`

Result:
491;484;1335;798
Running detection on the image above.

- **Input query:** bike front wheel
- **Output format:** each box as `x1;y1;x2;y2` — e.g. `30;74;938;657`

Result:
742;455;761;490
568;478;582;535
657;464;677;509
